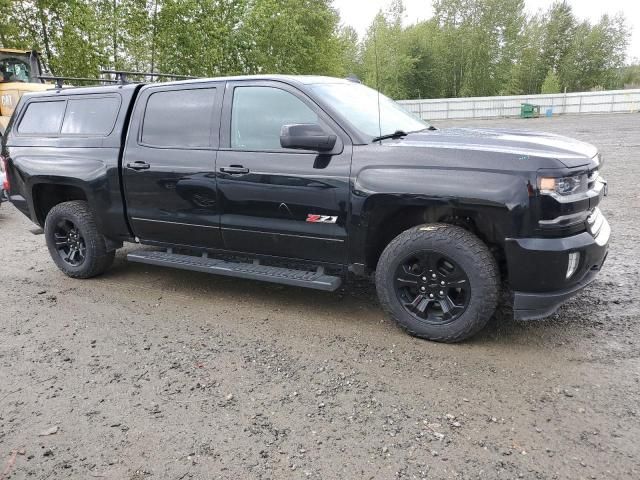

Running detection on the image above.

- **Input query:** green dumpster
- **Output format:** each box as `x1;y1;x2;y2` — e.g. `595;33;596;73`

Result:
520;103;540;118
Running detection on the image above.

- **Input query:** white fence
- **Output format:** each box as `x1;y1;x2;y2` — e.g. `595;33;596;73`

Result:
398;89;640;120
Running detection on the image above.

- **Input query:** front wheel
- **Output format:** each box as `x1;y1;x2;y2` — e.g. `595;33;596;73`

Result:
44;201;115;278
375;224;499;343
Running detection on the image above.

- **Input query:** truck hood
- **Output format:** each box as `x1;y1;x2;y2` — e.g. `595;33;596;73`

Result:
391;127;598;168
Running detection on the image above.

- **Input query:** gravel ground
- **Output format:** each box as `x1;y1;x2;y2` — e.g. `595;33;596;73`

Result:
1;113;639;480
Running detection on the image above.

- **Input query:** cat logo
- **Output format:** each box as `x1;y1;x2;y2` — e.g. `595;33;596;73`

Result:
306;214;338;224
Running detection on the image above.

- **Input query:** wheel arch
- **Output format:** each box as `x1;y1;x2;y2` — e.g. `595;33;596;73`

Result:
32;182;89;227
353;167;528;278
364;198;507;277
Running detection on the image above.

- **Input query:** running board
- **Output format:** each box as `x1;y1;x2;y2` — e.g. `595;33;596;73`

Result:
127;250;342;291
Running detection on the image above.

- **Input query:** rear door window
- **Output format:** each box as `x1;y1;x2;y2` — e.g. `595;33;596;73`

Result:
141;88;217;148
17;101;66;135
61;97;120;135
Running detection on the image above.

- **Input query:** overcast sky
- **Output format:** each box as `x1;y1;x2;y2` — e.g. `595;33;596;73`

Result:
334;0;639;63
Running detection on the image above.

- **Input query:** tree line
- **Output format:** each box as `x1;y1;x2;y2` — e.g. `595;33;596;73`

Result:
0;0;350;79
0;0;636;99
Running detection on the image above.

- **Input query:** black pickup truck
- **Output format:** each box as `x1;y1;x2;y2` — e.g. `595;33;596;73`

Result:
1;75;610;342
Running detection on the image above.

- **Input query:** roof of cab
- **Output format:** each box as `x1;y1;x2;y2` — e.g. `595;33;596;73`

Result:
140;74;352;88
18;75;352;102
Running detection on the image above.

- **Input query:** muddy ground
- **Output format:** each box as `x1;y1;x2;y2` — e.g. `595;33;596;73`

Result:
1;113;639;480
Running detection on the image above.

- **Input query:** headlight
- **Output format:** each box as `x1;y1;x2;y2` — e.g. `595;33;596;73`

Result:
538;173;587;196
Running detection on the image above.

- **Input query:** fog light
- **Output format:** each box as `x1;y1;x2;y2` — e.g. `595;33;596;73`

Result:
566;252;580;279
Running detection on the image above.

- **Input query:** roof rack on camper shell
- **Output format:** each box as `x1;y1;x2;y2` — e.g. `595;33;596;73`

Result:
36;70;200;89
100;70;198;84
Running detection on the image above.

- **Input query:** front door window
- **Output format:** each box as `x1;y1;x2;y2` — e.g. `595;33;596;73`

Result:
230;86;319;150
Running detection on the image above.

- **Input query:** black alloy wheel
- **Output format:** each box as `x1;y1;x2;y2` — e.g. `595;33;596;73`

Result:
394;251;470;324
53;219;87;266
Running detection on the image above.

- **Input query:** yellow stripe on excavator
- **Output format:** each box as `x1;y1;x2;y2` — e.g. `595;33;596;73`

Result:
0;48;33;54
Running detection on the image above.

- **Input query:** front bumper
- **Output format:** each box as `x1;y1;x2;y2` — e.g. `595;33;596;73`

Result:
512;266;605;320
507;210;610;320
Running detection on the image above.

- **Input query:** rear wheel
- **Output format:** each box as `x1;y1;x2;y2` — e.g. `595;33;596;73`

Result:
375;224;499;342
44;201;115;278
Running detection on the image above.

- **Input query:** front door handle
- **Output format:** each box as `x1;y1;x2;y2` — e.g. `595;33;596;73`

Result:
127;161;151;171
220;165;249;174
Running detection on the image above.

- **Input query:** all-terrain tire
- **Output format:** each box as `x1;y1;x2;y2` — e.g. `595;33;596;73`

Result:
375;223;499;342
44;200;115;278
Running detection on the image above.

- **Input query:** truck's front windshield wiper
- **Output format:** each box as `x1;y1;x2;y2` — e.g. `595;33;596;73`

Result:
371;126;437;143
371;130;408;143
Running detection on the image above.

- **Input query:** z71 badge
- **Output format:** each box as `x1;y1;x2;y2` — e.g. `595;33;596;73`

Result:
306;214;338;224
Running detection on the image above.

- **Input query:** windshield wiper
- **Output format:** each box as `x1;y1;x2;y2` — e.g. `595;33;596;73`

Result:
371;130;408;143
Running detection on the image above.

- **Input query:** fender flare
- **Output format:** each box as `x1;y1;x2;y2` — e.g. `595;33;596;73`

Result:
351;166;531;267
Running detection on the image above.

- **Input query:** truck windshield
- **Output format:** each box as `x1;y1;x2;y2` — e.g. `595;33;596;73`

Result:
310;82;429;141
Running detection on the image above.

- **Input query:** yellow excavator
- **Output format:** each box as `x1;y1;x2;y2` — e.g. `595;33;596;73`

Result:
0;49;51;137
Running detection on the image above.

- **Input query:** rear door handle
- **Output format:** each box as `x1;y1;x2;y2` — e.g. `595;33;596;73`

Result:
127;161;151;171
220;165;249;174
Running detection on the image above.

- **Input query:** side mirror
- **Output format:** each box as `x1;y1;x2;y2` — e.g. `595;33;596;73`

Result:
280;123;337;152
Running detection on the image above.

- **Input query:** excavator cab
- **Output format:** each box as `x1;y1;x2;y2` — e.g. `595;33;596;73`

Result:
0;48;45;83
0;49;50;136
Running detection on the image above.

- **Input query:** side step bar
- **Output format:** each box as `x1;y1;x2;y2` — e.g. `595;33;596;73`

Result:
127;250;342;292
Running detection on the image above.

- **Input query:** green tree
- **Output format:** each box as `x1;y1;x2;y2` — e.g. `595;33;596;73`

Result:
504;14;547;94
0;0;346;79
361;1;416;99
559;14;628;91
336;25;362;79
401;20;448;99
239;0;344;76
0;0;631;97
430;0;526;97
541;70;561;93
0;0;20;47
462;0;525;96
154;0;246;77
1;1;108;77
541;1;576;76
618;63;640;88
